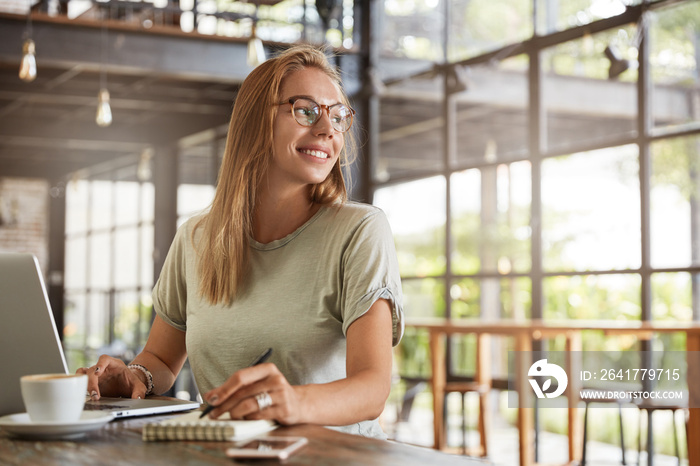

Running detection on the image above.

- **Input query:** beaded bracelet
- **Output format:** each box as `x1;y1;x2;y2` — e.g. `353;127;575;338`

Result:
128;364;154;396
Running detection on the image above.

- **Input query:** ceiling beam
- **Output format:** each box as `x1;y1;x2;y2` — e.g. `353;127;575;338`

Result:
0;111;229;146
0;151;121;179
0;89;232;115
381;67;694;134
0;134;144;152
0;13;256;83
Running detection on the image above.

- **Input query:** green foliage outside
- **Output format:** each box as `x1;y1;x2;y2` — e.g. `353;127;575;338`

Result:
64;296;152;373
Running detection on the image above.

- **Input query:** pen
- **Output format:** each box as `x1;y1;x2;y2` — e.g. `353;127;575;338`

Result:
199;347;273;418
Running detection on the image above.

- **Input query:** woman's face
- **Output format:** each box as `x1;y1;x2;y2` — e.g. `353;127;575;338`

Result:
270;67;345;190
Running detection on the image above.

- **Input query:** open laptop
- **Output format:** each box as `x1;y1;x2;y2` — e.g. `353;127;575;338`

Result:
0;252;200;418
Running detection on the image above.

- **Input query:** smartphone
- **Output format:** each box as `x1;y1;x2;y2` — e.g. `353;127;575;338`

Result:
225;436;308;460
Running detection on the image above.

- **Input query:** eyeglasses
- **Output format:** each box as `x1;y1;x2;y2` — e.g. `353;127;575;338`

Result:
278;97;355;133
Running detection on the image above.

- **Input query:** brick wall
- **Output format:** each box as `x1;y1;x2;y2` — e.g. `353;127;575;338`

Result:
0;177;49;273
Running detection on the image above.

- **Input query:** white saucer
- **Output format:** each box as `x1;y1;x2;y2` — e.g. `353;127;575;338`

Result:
0;411;114;440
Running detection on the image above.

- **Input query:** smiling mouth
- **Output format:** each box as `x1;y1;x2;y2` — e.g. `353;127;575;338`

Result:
299;149;329;159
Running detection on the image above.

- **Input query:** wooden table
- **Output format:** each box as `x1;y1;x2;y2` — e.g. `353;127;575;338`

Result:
0;411;486;465
406;318;700;466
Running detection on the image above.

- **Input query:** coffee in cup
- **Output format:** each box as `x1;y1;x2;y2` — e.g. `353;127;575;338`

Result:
20;373;88;423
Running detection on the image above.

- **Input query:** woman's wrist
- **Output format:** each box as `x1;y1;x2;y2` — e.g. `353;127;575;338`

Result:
128;364;154;396
293;385;311;424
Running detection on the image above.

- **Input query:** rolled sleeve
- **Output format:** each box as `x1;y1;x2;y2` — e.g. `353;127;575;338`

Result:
340;210;404;346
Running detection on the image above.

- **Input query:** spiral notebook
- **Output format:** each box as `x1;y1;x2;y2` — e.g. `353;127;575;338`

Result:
142;410;277;441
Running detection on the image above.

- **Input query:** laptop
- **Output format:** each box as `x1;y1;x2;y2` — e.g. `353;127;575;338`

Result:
0;252;200;418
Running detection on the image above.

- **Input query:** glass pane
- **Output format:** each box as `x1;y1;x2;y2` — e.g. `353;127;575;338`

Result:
452;163;532;275
63;291;84;348
542;145;640;272
65;180;88;235
652;275;692;353
452;169;481;274
396;326;431;378
650;135;700;269
374;176;446;276
536;0;638;35
453;55;529;167
450;334;513;380
114;181;139;227
499;276;531;320
450;278;481;318
402;278;446;318
87;291;108;349
651;1;700;131
382;0;444;61
449;333;478;375
138;292;154;346
64;236;86;289
542;26;638;153
114;290;140;351
63;291;87;373
398;277;443;378
89;232;111;289
543;273;641;321
114;227;138;288
498;162;532;273
141;182;155;222
451;277;531;320
652;272;692;323
448;0;532;62
141;223;154;288
90;180;113;231
177;183;215;222
379;76;444;181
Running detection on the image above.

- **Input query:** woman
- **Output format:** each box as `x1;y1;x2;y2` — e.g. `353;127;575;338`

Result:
79;45;404;439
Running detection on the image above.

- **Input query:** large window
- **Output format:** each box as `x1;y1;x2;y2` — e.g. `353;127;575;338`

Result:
63;136;223;374
374;0;700;390
64;160;155;371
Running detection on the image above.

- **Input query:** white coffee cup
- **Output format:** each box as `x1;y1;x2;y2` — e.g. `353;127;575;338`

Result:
20;373;88;423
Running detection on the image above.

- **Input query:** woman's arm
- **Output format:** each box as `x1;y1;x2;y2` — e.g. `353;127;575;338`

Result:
297;297;394;423
81;315;188;399
130;315;189;395
203;298;394;425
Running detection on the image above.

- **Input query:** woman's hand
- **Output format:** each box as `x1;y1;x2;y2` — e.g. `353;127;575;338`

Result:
76;355;148;400
203;363;304;425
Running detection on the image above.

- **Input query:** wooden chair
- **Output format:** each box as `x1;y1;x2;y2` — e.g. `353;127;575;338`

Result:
442;333;491;457
580;390;630;465
391;375;428;441
637;401;685;465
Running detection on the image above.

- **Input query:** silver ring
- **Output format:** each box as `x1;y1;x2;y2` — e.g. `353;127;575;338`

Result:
255;392;272;411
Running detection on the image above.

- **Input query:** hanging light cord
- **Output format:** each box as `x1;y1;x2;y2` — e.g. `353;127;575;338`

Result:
24;0;33;40
100;21;107;90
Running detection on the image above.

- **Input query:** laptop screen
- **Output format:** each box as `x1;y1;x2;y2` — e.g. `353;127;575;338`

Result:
0;253;68;416
0;252;200;418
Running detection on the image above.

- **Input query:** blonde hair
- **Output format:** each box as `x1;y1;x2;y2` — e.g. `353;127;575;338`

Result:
194;44;356;304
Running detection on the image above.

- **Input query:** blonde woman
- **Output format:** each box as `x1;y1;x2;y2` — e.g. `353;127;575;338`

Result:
80;45;404;439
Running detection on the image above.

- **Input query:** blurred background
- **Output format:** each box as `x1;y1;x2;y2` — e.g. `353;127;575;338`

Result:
0;0;698;464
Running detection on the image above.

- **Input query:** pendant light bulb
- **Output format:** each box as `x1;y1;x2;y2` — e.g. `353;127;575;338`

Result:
19;39;37;82
96;88;113;127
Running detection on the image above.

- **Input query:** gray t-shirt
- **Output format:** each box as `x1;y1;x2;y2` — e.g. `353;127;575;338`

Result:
152;201;404;438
